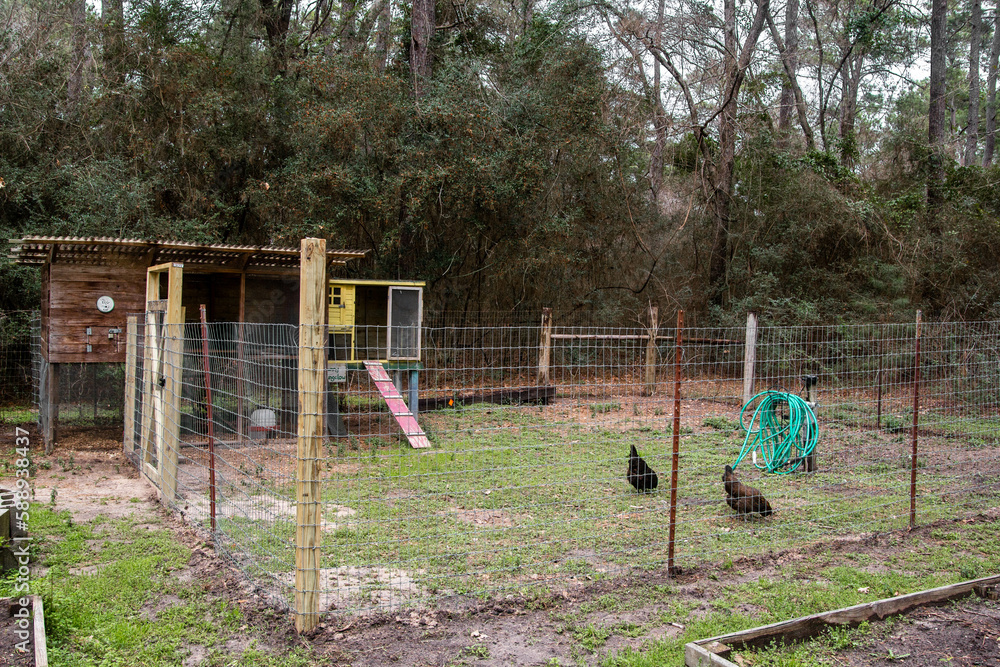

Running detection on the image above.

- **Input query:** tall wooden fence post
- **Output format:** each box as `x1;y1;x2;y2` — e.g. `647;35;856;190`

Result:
667;310;683;577
644;305;659;396
160;263;184;503
296;238;326;633
123;315;138;456
742;311;758;406
538;307;553;386
910;310;922;529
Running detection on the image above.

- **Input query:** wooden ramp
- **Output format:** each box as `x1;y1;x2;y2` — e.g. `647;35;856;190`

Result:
363;361;431;449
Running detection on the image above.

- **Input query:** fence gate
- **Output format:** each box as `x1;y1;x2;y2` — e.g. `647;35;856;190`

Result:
136;262;184;501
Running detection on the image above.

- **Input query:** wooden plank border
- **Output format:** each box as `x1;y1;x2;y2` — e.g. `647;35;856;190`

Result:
684;574;1000;667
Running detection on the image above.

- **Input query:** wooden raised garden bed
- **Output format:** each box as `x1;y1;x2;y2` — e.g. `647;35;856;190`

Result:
685;574;1000;667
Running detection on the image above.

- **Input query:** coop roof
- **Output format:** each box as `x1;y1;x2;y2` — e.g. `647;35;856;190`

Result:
9;236;367;273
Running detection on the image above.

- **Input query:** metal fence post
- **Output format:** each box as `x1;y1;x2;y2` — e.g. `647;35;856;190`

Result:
668;309;683;577
910;310;922;529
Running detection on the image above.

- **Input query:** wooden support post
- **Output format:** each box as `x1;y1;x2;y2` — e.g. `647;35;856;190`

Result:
237;272;246;441
123;315;139;456
139;312;159;483
910;310;922;529
140;267;163;482
199;306;218;533
667;310;683;577
47;363;59;455
409;369;420;416
742;311;758;406
296;238;326;633
38;359;48;451
644;304;659;396
538;307;553;386
160;264;184;503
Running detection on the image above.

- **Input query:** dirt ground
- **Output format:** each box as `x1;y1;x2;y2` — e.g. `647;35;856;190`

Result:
825;595;1000;667
0;599;34;667
6;424;1000;666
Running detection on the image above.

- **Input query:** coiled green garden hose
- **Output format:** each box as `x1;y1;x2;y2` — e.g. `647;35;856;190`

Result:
733;390;818;474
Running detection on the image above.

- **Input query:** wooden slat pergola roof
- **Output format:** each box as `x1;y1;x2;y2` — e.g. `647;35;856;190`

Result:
9;236;366;271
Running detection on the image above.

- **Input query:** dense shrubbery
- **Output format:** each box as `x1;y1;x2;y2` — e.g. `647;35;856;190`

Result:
2;0;1000;325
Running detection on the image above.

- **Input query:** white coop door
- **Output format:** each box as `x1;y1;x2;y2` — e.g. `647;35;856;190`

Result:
387;287;422;360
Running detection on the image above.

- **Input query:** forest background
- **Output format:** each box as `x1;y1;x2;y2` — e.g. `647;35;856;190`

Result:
0;0;996;326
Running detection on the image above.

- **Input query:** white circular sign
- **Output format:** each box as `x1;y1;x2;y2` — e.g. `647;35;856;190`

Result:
97;296;115;313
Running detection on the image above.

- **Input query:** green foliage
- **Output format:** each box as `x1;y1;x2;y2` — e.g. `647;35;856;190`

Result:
0;0;999;324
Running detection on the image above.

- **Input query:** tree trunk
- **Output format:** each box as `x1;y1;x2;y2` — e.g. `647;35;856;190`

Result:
68;0;87;107
410;0;435;97
966;0;982;166
839;55;862;167
928;0;948;223
708;0;768;303
101;0;124;146
766;6;815;149
778;0;799;137
374;0;392;72
708;0;739;299
648;0;667;203
260;0;294;75
985;0;1000;165
101;0;124;86
341;0;358;54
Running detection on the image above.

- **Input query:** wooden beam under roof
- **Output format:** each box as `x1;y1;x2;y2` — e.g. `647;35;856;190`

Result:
8;236;366;268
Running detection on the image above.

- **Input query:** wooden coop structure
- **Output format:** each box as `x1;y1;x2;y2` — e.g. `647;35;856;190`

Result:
9;236;366;451
327;279;425;407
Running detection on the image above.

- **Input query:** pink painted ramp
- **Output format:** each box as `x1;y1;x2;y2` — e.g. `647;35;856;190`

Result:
364;361;430;449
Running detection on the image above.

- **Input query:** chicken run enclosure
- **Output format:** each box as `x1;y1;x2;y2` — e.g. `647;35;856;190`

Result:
119;291;1000;631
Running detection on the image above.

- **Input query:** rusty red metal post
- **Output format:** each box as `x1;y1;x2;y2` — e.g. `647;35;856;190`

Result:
199;305;218;533
910;311;922;529
667;310;683;576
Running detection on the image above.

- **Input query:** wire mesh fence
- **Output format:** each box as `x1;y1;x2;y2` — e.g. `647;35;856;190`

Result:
125;315;1000;624
0;311;38;415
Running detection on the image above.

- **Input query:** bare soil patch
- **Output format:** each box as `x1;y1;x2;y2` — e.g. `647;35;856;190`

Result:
792;595;1000;667
0;599;33;667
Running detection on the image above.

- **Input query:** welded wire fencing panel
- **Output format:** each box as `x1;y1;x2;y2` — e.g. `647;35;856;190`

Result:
0;311;39;417
126;316;1000;620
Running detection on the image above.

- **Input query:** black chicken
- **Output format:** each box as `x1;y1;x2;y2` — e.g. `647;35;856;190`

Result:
722;465;773;517
627;444;658;492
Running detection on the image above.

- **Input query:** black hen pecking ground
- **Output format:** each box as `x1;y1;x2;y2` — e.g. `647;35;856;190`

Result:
722;464;773;518
627;444;658;492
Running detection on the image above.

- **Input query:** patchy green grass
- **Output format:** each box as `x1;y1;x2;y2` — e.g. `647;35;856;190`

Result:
588;513;1000;666
203;397;1000;615
0;507;314;666
702;416;740;432
0;406;36;424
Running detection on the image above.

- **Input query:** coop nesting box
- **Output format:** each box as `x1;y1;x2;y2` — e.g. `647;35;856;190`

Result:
327;279;425;367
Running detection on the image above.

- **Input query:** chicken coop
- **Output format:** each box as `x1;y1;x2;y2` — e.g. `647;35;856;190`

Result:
9;236;366;451
327;278;425;409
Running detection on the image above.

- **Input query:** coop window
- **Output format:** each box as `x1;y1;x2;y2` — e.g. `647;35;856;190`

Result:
331;286;342;306
387;287;422;360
